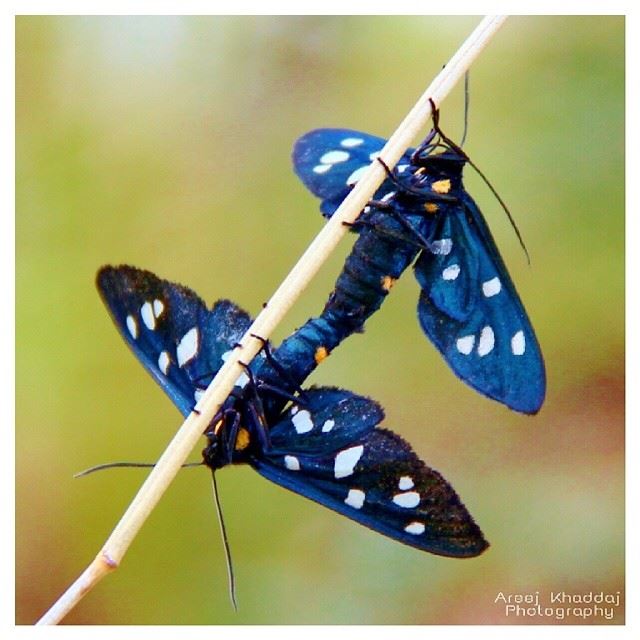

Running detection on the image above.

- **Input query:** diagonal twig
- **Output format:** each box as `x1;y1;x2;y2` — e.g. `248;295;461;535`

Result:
36;15;508;625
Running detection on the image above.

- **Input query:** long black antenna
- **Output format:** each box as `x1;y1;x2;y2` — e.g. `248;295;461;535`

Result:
429;98;531;264
75;460;237;609
459;71;470;148
74;461;203;478
211;472;237;611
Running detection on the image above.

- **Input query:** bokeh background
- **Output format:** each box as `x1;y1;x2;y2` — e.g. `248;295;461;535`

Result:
16;16;624;625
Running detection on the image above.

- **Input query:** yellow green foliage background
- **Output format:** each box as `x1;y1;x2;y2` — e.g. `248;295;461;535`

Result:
16;16;624;624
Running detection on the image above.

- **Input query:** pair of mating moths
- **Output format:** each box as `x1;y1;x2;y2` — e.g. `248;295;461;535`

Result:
97;117;545;560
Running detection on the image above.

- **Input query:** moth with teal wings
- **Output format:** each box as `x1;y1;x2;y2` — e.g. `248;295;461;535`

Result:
292;106;546;414
97;265;488;559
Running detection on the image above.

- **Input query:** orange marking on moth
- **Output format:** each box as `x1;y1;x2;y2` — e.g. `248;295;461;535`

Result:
431;179;451;194
235;427;251;451
314;346;329;364
381;275;396;291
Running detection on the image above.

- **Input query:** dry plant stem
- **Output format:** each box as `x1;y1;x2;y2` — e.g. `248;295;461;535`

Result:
36;15;507;626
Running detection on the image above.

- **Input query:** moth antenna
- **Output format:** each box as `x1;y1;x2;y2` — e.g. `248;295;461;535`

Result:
428;98;531;265
462;155;531;265
211;471;238;611
459;71;470;148
74;461;203;478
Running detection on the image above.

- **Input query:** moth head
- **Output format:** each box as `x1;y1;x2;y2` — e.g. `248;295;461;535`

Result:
202;416;229;470
415;149;465;177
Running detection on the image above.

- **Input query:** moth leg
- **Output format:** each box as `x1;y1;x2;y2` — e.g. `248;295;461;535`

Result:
410;126;439;163
256;382;306;406
358;199;435;251
236;356;304;405
249;333;309;400
342;219;369;230
245;399;272;451
387;209;437;251
224;409;242;460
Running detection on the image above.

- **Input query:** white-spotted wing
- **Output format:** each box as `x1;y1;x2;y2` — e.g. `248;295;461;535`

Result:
292;128;414;217
253;387;488;557
97;265;256;417
414;193;546;414
98;267;488;557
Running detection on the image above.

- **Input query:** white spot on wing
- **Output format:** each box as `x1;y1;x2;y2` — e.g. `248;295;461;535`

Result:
346;166;368;186
290;405;299;416
404;521;426;535
482;277;502;297
321;419;335;433
398;476;414;490
320;150;349;164
284;455;300;471
312;164;332;174
456;334;475;355
158;351;171;375
194;388;205;403
512;330;526;355
442;264;460;280
430;239;453;255
477;326;495;357
126;315;138;339
141;301;155;331
397;164;409;173
380;191;396;202
153;298;165;317
334;445;364;478
392;491;420;508
177;327;199;367
344;488;365;509
235;371;250;389
292;409;314;434
340;137;364;148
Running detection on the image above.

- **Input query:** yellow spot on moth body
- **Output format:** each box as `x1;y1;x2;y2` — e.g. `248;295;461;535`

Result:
314;346;329;364
423;202;439;214
381;275;396;291
432;179;451;194
235;427;251;451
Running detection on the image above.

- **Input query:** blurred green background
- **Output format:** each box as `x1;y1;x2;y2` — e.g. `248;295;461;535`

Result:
16;16;624;625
